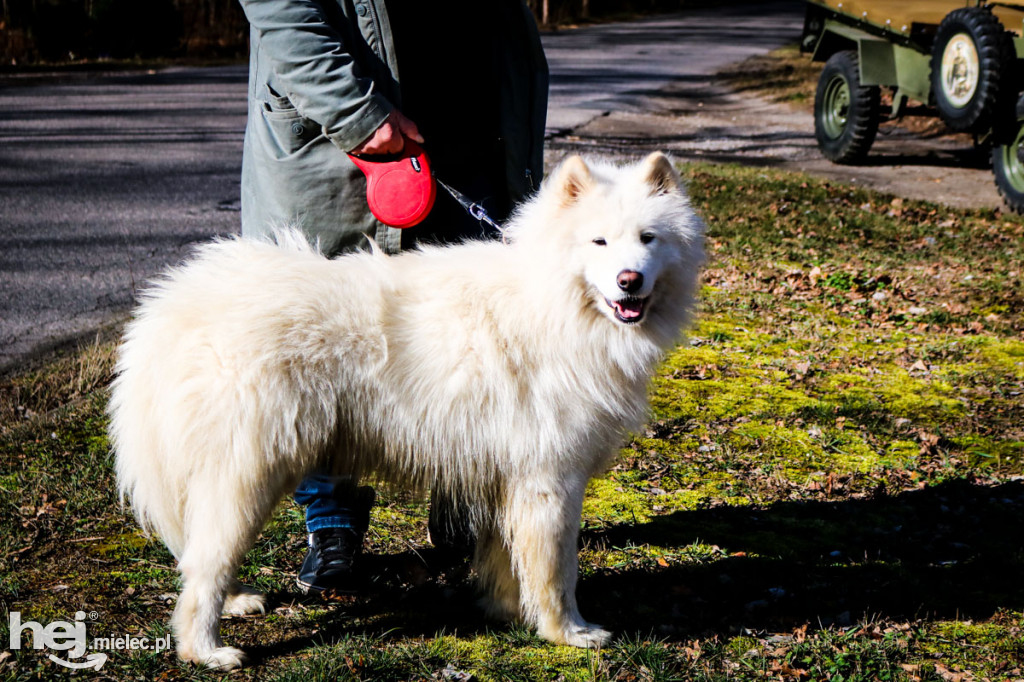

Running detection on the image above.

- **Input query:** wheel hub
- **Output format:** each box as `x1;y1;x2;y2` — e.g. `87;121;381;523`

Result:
940;33;980;108
1003;125;1024;191
822;75;851;139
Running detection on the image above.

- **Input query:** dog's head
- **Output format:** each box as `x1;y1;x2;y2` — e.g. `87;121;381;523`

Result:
511;152;704;330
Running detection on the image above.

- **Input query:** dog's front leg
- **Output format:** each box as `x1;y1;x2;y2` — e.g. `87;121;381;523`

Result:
505;476;611;648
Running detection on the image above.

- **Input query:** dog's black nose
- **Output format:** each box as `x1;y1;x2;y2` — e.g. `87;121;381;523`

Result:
617;270;644;293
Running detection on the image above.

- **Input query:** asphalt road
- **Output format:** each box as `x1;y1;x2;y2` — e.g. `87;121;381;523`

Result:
0;2;804;374
0;68;250;372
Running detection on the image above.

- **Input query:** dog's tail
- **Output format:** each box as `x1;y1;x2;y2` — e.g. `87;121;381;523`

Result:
107;321;189;558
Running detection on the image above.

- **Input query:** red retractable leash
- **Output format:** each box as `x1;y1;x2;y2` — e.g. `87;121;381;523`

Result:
347;141;436;229
348;141;505;239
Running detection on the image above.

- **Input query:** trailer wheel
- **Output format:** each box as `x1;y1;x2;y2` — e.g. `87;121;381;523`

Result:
814;50;879;164
930;7;1013;134
992;120;1024;214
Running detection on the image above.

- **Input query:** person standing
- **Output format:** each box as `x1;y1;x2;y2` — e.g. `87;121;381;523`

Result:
236;0;548;593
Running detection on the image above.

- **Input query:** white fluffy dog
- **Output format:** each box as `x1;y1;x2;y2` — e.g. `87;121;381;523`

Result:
108;152;704;669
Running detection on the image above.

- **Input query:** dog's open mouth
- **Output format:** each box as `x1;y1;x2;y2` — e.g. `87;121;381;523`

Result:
605;296;647;324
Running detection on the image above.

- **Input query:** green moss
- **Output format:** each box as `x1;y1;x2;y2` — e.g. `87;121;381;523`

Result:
90;530;149;559
730;423;821;471
727;423;885;475
273;633;600;682
823;366;964;424
649;379;704;421
656;316;977;434
979;339;1024;379
884;384;963;422
667;345;728;368
726;635;761;658
915;619;1024;677
583;476;657;526
953;435;1024;467
885;440;920;467
653;373;823;422
663;484;728;510
929;620;1005;643
583;464;737;530
441;635;597;682
629;437;688;460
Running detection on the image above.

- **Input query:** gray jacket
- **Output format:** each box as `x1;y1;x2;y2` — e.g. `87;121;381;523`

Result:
239;0;548;256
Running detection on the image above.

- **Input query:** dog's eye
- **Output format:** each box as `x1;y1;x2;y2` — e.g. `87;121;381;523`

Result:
592;238;607;246
640;233;656;244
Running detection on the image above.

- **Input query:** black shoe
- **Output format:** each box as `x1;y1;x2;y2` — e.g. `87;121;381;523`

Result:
297;526;365;594
296;485;375;594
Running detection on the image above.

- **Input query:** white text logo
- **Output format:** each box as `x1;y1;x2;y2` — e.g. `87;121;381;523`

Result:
7;610;172;671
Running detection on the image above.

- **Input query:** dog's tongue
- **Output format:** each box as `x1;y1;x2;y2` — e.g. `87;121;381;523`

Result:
615;299;644;319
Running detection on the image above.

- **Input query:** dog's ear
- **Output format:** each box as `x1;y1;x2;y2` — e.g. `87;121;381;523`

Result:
551;155;594;208
640;152;681;196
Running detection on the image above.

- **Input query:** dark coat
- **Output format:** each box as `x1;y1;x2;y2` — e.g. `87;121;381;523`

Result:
239;0;548;256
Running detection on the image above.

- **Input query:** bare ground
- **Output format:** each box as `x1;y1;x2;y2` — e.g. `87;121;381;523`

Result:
546;57;1009;214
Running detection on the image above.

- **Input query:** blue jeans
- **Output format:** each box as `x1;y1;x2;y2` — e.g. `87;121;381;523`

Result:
293;474;360;533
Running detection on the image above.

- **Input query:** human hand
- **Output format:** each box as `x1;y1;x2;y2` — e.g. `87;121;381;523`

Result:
351;109;424;155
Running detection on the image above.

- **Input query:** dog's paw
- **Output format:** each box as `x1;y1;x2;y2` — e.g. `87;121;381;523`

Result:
564;623;612;648
199;646;247;670
545;622;612;649
222;587;266;616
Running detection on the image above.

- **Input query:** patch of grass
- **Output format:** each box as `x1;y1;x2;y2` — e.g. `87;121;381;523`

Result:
0;335;117;430
781;624;911;681
915;616;1024;679
717;44;820;106
2;162;1023;680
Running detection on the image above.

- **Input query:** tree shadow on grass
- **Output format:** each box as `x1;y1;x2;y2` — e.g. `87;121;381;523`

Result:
581;478;1024;638
243;479;1024;665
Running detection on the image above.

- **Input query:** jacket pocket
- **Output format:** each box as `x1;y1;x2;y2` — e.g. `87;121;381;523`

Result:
258;85;321;157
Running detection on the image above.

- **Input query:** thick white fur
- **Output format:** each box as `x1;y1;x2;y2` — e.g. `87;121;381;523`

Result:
108;153;704;669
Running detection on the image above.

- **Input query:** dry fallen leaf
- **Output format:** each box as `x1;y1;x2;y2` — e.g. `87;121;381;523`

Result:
809;265;822;285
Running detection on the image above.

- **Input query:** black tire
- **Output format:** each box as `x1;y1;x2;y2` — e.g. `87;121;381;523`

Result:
930;7;1014;134
992;119;1024;214
814;50;879;164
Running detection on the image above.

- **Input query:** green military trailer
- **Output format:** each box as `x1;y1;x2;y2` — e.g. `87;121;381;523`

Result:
801;0;1024;212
